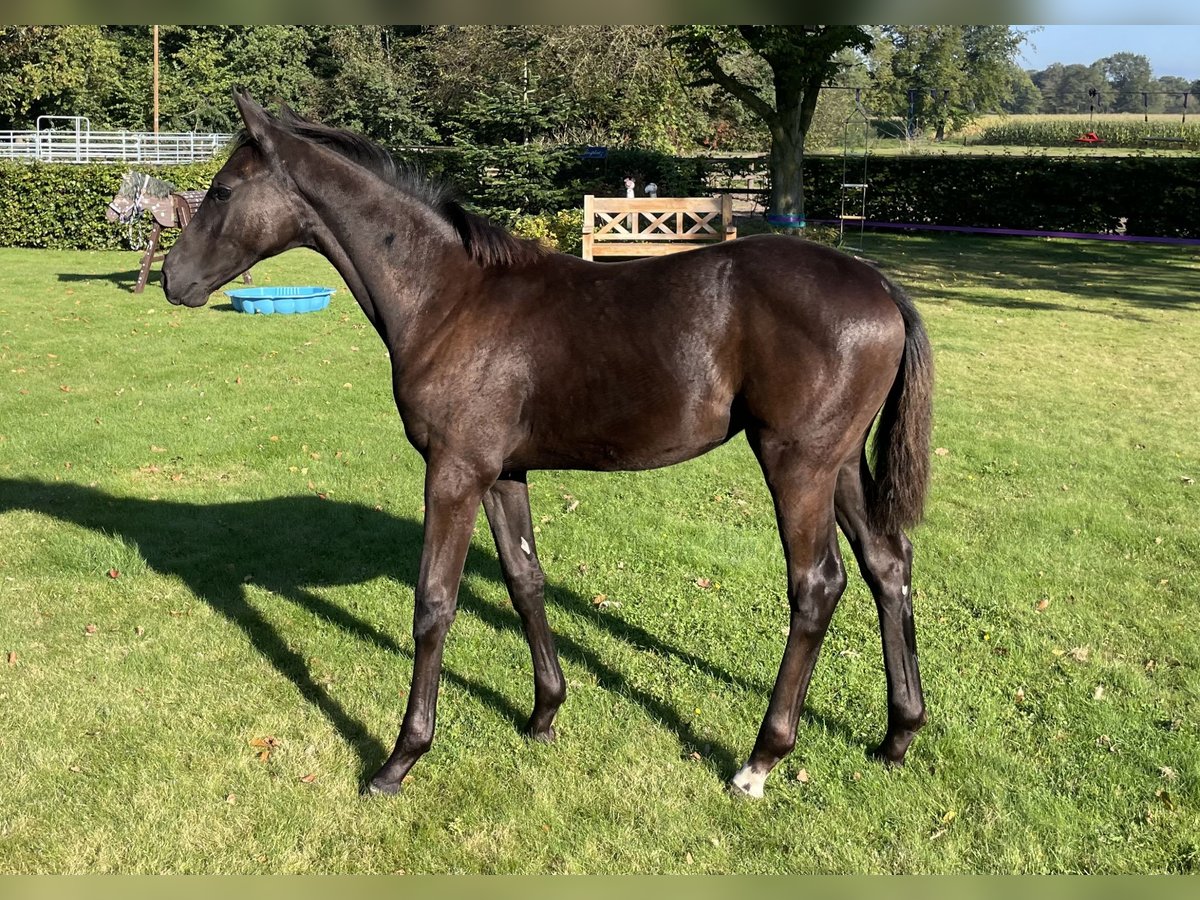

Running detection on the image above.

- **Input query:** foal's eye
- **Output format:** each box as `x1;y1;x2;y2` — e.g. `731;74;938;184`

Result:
211;184;232;203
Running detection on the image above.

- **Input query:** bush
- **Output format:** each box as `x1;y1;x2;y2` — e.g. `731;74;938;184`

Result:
6;150;1196;252
511;208;584;256
801;153;1200;238
0;159;223;250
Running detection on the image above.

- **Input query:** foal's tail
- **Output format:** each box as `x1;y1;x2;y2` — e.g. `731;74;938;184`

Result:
868;279;934;535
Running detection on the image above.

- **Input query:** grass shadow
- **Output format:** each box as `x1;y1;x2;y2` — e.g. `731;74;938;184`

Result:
58;268;149;292
0;478;869;785
871;234;1200;320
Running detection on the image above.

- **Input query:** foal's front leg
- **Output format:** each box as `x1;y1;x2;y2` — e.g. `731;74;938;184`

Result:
367;457;492;795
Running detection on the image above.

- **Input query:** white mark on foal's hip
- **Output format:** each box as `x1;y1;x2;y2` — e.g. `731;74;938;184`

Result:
520;536;531;556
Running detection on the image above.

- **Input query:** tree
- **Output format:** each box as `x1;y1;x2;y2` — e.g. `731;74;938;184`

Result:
1155;75;1191;114
418;26;712;153
1002;64;1042;114
1100;52;1153;113
870;26;1029;139
670;25;872;228
0;26;123;129
1031;61;1107;113
306;27;436;145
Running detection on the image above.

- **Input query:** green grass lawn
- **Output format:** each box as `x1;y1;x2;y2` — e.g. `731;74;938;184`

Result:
0;235;1197;873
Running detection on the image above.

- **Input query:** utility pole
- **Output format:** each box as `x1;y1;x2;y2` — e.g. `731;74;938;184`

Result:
153;25;160;136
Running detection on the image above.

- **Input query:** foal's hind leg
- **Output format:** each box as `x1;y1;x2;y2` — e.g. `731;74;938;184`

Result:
731;437;847;798
482;474;566;741
835;454;927;765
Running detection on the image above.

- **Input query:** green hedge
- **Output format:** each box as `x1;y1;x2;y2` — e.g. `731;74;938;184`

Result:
803;154;1200;238
0;159;223;251
4;152;1196;251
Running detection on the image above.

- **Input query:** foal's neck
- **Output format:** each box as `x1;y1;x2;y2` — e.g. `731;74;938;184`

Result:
292;151;465;348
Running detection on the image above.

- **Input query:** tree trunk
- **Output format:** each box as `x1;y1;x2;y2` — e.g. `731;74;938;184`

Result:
765;67;821;233
767;127;805;231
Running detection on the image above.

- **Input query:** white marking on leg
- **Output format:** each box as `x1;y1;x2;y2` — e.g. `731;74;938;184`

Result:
519;536;531;556
902;585;909;597
730;763;767;798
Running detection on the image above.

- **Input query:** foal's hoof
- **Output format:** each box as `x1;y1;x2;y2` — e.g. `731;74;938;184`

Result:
362;775;403;797
868;742;907;768
728;765;767;799
525;724;556;744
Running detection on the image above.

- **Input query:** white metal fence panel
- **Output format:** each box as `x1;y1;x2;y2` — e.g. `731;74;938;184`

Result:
0;129;234;164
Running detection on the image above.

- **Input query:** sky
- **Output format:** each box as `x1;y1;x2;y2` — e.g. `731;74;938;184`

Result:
1016;25;1200;80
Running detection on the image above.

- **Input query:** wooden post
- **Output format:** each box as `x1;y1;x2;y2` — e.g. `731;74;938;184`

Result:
721;193;735;241
152;25;159;136
581;195;594;261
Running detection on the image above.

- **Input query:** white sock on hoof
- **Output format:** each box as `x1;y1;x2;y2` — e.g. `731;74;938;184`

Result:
730;764;767;798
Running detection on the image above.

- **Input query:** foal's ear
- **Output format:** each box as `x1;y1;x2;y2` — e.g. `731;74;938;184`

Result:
231;86;280;157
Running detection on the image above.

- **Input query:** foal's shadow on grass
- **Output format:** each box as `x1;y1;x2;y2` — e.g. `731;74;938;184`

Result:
0;478;857;784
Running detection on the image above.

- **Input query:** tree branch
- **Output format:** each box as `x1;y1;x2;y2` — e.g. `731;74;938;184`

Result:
700;57;777;125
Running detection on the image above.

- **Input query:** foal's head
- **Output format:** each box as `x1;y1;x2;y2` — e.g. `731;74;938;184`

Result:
162;90;311;308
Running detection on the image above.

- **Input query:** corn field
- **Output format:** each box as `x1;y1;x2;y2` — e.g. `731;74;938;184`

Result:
976;114;1200;150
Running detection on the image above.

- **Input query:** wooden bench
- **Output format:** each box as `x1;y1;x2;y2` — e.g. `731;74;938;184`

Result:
581;194;736;260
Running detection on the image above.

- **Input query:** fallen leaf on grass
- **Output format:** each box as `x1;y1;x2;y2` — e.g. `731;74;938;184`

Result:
7;651;16;667
107;568;120;579
795;768;810;784
226;793;236;804
934;447;950;456
249;735;280;762
591;593;607;606
84;624;98;635
1035;598;1050;611
1068;646;1090;662
1155;789;1174;809
694;577;712;589
135;626;145;637
1159;766;1178;781
299;773;318;784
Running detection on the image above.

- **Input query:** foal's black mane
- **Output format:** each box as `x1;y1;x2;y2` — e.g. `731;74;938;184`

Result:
236;108;548;269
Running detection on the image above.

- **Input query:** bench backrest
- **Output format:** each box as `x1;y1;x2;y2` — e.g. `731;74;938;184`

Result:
582;194;736;260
